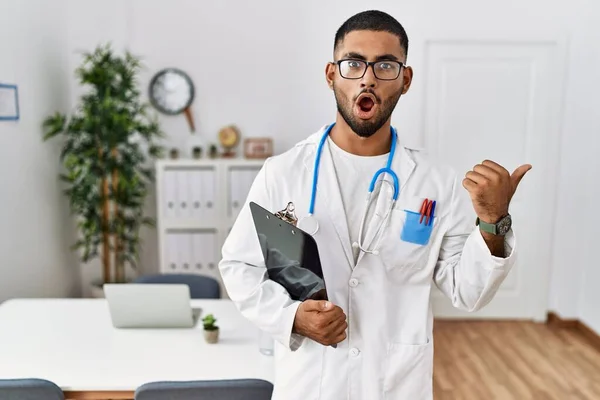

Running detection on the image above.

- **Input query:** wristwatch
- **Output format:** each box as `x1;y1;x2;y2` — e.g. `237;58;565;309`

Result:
476;214;512;235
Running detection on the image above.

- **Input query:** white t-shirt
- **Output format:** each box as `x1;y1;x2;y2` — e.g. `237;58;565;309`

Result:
327;137;390;264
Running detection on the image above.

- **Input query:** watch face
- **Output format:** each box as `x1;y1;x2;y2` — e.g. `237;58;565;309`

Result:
497;214;512;235
149;68;194;115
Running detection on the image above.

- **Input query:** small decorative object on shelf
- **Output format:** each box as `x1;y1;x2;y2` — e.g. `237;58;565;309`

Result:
209;144;218;158
170;148;179;159
244;138;273;159
192;146;202;159
203;314;219;344
218;125;240;158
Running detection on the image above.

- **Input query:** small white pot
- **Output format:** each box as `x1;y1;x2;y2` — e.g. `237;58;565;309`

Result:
204;329;219;344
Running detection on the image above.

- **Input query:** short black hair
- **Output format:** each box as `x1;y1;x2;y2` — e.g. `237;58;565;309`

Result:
334;10;409;59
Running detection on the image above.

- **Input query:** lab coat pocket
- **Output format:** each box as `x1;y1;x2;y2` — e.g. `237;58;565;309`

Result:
380;209;436;271
401;210;435;245
383;340;433;399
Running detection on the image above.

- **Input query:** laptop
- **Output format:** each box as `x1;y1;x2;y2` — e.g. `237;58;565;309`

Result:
103;283;202;328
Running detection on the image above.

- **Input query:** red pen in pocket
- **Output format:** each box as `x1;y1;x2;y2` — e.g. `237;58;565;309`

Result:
419;198;435;225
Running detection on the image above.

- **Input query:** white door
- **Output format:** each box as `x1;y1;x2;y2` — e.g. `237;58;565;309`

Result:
390;3;569;321
423;40;565;321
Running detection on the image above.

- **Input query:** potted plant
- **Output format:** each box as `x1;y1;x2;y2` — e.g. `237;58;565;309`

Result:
209;144;218;158
192;146;202;159
42;43;164;297
202;314;219;343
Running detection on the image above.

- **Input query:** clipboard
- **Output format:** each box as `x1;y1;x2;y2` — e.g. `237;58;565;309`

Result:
249;201;329;302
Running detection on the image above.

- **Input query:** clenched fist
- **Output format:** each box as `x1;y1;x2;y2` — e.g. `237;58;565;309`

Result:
292;300;347;346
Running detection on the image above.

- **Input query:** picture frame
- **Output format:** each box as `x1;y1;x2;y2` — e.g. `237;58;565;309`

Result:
244;138;273;159
0;83;19;121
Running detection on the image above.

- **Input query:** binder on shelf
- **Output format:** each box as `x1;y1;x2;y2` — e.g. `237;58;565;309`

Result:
189;170;203;219
191;232;205;272
202;168;216;216
166;232;180;271
178;232;192;272
229;168;243;217
176;170;192;218
163;169;178;219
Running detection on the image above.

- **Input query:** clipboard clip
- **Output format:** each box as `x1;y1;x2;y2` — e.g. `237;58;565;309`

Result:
275;202;298;226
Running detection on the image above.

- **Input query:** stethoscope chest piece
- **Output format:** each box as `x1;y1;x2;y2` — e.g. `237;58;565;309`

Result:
297;214;319;236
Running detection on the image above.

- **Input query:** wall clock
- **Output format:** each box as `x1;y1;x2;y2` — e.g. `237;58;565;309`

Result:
149;68;196;132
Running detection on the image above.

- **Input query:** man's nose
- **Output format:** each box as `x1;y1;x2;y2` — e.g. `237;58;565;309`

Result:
360;65;377;88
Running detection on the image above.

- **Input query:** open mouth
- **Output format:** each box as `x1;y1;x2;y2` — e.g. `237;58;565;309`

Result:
355;93;378;119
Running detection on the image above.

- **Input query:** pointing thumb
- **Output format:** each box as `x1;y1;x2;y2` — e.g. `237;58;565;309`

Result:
511;164;532;189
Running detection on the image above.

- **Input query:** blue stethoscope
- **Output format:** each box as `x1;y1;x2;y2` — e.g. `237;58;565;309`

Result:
297;123;400;255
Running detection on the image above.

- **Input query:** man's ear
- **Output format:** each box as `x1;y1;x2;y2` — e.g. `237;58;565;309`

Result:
325;62;336;89
401;66;414;95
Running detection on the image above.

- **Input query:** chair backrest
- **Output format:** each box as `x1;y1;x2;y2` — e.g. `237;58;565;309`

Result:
0;378;64;400
134;379;273;400
133;273;220;299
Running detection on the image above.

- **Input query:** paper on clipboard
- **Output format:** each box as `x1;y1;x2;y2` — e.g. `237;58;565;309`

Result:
249;201;328;302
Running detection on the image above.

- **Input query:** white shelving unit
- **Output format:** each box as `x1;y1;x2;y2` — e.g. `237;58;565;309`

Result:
155;158;265;297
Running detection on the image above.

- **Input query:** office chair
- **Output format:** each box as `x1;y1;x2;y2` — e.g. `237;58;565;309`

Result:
133;273;221;299
0;378;64;400
134;379;274;400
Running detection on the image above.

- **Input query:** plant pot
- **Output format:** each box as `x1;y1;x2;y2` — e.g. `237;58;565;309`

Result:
204;329;219;344
209;145;218;158
192;146;202;159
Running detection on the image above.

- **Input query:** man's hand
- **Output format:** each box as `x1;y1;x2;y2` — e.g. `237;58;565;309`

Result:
463;160;531;257
463;160;531;223
292;300;347;346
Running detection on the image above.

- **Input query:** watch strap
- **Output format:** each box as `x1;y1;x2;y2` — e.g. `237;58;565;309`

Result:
476;217;497;234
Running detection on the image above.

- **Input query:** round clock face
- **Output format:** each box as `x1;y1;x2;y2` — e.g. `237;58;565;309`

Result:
149;68;194;115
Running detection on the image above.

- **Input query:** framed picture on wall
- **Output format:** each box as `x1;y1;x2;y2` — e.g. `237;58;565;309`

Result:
244;138;273;159
0;84;19;121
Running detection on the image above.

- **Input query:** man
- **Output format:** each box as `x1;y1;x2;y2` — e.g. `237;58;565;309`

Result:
219;9;530;399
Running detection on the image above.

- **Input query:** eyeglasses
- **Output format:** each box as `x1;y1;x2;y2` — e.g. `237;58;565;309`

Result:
335;59;404;80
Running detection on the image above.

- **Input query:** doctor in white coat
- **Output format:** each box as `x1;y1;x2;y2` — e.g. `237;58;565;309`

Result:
219;10;531;400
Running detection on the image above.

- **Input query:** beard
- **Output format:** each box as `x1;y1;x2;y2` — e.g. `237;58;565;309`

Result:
333;85;402;138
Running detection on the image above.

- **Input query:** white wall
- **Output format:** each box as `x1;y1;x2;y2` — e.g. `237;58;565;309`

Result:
546;0;600;333
0;0;80;302
571;1;600;334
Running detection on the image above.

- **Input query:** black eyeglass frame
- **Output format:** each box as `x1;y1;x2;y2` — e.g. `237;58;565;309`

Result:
333;59;405;80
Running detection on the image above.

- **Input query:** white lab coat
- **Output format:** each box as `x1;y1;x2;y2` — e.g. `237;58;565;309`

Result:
219;125;517;400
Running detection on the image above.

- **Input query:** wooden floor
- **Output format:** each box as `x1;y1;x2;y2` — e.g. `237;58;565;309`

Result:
433;320;600;399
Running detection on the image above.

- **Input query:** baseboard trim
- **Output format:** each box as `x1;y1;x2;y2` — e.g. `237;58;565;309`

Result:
546;312;578;328
547;312;600;351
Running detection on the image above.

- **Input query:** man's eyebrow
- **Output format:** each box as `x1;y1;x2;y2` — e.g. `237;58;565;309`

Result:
375;54;399;62
340;52;400;62
341;52;367;60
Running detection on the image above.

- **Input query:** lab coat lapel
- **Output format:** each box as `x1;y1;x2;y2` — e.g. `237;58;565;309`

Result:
356;142;416;265
318;139;355;268
301;130;354;270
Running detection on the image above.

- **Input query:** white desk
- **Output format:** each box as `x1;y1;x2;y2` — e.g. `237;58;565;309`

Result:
0;298;274;399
